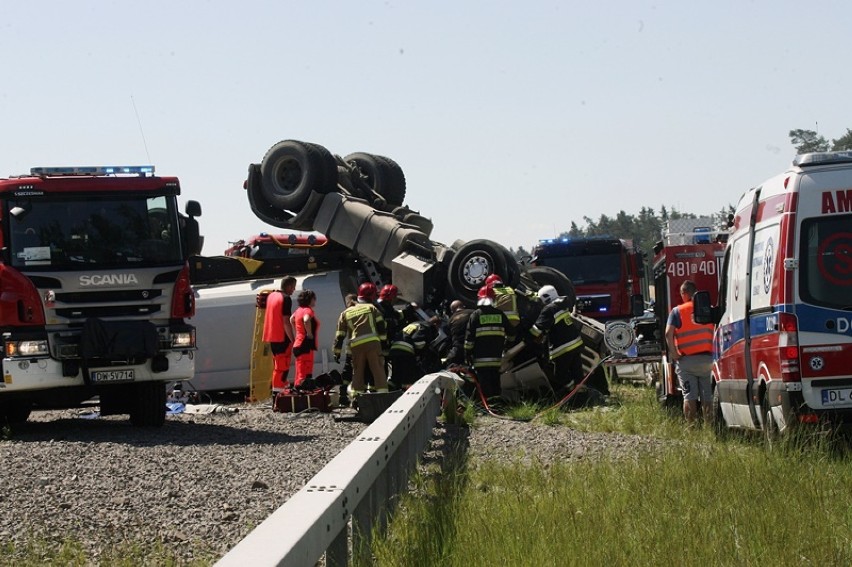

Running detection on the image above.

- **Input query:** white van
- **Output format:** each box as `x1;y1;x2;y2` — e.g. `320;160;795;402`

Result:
695;151;852;437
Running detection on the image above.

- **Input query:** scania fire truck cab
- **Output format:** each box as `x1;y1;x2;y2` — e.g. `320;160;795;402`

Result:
0;166;201;426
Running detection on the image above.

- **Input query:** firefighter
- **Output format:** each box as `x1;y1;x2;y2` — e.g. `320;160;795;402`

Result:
485;274;520;329
388;316;441;390
465;285;511;403
333;283;388;397
262;275;297;403
665;279;714;424
530;285;584;395
444;300;473;367
377;284;405;375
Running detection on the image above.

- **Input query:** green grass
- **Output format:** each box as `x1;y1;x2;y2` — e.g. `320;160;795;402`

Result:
371;384;852;566
0;536;218;567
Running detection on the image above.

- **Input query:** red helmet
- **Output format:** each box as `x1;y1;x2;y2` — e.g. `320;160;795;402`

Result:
358;282;378;301
485;274;503;286
379;284;399;301
477;285;495;300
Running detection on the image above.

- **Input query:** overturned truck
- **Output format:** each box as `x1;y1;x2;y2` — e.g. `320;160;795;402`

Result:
241;139;612;391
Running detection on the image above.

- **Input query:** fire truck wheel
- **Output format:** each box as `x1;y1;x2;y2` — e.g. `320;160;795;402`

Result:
344;152;407;207
525;266;576;309
260;140;337;212
129;382;167;427
448;239;509;305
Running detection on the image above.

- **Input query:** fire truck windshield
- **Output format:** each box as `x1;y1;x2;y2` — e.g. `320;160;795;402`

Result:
538;253;623;285
6;195;183;269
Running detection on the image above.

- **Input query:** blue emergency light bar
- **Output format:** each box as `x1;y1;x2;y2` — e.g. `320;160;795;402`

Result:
29;165;155;176
793;151;852;167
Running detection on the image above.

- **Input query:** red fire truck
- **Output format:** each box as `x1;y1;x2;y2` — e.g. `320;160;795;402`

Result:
530;237;647;322
648;218;726;409
0;166;201;426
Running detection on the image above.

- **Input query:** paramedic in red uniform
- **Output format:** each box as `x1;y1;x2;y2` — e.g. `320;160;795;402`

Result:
263;276;297;399
291;289;319;389
665;280;715;424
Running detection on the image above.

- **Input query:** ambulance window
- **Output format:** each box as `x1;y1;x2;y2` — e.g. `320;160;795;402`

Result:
799;215;852;308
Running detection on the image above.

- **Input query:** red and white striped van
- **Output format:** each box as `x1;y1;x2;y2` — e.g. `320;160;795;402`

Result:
696;151;852;437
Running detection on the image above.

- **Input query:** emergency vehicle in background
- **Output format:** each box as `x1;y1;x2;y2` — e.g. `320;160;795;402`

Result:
643;218;726;409
694;151;852;438
0;166;201;426
531;237;647;322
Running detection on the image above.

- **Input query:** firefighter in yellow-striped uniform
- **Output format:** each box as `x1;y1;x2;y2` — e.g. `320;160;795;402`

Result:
333;283;388;397
530;285;584;396
465;286;511;401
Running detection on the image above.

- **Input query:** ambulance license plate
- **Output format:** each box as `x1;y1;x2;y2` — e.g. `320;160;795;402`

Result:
821;388;852;406
91;369;135;383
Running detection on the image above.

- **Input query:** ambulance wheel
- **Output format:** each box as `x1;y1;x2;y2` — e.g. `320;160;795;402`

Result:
712;385;728;440
762;394;779;448
260;140;338;212
526;266;576;309
129;382;167;427
344;152;407;207
448;239;509;305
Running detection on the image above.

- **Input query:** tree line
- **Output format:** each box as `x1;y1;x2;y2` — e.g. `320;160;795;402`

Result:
512;126;847;261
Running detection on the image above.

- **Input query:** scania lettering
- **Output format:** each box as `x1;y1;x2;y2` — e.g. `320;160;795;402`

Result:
694;151;852;438
79;274;141;286
0;165;202;427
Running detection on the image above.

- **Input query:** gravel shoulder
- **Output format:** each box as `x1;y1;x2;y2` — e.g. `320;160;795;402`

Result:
0;403;669;565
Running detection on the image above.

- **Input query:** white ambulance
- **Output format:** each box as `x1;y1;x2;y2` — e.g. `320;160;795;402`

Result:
695;151;852;438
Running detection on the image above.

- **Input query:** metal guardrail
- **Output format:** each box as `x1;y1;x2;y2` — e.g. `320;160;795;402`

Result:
215;371;461;567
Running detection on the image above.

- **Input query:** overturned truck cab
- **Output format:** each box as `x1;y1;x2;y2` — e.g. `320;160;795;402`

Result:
242;139;611;390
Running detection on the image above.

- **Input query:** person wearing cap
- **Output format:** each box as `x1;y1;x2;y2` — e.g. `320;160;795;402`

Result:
262;276;297;403
333;283;388;397
465;285;511;403
530;285;584;395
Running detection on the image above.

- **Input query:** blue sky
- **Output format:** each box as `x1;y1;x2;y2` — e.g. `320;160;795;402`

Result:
1;1;848;255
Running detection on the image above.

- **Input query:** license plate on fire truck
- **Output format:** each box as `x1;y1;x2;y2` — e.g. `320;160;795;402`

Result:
91;369;135;383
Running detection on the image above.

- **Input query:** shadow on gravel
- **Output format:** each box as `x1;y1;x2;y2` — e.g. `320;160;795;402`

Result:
6;418;325;447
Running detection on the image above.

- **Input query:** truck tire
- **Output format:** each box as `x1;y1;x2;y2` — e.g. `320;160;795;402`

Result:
129;382;167;427
0;402;31;424
762;393;779;448
260;140;337;212
448;239;508;305
502;248;522;288
526;266;576;308
344;152;407;207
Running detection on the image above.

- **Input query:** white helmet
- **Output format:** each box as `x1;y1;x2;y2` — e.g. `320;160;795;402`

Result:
537;285;559;305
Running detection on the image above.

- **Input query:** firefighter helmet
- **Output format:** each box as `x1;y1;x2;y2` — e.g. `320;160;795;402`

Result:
485;274;503;286
477;285;495;302
379;284;399;301
358;282;378;301
537;285;559;305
